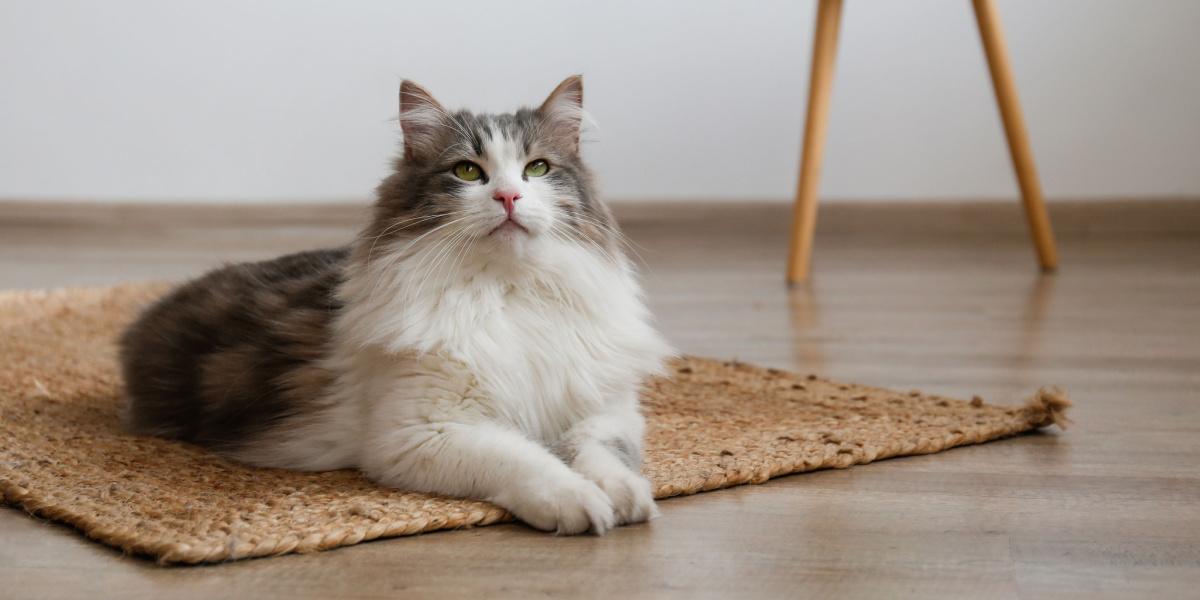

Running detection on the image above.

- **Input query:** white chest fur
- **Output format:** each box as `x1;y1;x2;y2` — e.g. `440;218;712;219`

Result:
334;240;671;443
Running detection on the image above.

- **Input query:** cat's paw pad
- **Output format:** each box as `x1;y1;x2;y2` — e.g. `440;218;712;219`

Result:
592;468;658;525
502;475;616;535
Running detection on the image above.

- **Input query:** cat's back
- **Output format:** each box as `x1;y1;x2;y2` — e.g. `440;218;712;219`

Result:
120;247;350;450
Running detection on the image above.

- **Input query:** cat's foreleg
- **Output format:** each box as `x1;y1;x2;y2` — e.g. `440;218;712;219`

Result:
362;420;616;534
553;406;658;525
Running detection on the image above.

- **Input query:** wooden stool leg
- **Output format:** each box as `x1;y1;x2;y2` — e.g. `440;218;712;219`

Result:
972;0;1059;271
786;0;844;284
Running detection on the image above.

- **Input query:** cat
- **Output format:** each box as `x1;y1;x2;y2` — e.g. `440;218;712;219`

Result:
118;76;674;534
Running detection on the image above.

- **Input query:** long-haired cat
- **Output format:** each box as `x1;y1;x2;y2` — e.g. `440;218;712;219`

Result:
119;76;673;534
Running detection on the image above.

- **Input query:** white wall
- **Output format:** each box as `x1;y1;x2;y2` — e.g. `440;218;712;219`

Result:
1;0;1197;203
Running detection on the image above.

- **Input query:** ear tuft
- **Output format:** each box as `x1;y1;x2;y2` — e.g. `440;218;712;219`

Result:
399;80;448;161
538;75;584;153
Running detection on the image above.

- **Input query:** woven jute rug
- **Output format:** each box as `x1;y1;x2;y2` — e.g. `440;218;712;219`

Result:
0;284;1071;564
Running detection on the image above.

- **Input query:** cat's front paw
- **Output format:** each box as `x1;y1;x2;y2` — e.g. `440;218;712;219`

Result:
588;467;658;525
498;474;616;535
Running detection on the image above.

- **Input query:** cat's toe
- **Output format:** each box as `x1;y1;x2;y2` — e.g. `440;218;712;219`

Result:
503;475;615;535
595;470;658;525
555;478;617;535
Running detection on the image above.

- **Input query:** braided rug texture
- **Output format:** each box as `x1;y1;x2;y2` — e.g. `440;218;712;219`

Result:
0;284;1071;564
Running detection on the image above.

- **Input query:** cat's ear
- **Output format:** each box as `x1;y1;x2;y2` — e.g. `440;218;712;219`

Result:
399;80;449;161
538;75;584;154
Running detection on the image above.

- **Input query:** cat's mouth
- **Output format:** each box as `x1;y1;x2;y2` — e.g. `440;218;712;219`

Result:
488;218;530;236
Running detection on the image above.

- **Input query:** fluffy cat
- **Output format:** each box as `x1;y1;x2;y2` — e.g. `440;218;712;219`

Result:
119;76;673;534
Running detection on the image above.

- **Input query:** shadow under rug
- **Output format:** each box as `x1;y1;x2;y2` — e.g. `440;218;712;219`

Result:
0;284;1071;564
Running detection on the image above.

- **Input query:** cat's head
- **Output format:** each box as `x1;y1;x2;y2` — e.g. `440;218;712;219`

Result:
369;76;619;265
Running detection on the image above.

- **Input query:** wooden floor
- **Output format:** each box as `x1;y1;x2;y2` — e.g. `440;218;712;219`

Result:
2;201;1199;599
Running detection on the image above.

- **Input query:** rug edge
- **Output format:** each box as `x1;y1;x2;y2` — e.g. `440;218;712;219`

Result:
1;478;512;564
650;385;1071;499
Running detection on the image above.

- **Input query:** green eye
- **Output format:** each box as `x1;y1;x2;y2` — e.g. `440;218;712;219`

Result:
452;161;483;182
524;159;550;178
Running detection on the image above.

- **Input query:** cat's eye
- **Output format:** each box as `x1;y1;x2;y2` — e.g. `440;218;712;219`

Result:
452;161;483;182
524;160;550;178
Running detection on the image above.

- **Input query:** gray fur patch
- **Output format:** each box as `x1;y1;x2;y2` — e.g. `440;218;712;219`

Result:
603;437;642;469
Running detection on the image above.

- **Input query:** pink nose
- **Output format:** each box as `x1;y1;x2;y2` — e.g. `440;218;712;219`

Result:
493;190;521;216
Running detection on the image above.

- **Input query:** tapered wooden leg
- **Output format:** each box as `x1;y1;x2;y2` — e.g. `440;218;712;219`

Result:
972;0;1059;271
786;0;844;284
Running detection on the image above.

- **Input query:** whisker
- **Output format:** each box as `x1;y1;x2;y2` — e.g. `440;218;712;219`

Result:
565;213;646;264
409;224;475;302
364;214;476;302
548;221;620;265
364;210;469;270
